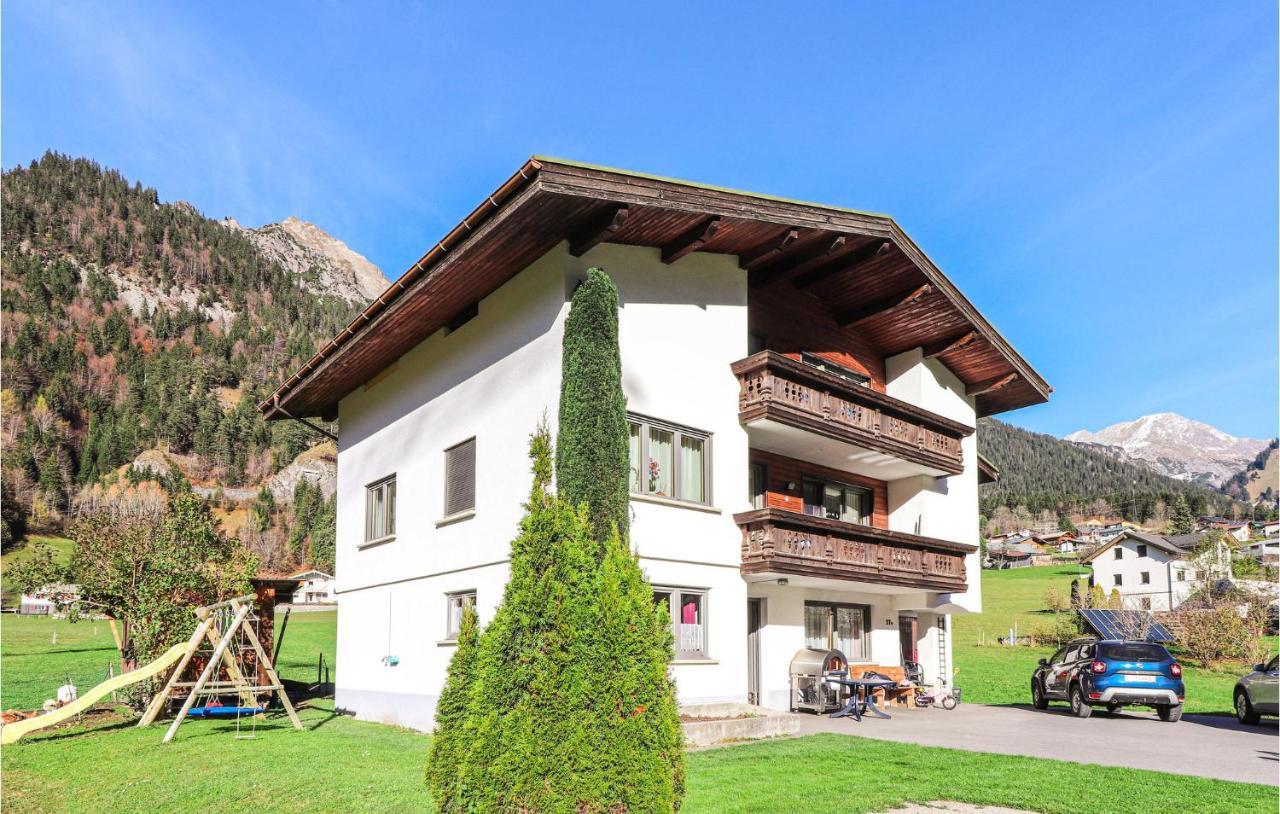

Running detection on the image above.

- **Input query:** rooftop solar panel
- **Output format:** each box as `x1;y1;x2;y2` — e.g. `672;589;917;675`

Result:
1077;608;1174;643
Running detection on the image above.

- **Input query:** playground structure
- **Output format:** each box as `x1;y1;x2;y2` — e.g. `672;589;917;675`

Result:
2;593;302;745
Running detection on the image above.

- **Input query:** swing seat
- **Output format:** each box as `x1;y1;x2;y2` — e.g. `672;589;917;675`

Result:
187;705;264;718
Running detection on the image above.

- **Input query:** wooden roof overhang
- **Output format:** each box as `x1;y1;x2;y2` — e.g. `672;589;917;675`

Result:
259;158;1051;421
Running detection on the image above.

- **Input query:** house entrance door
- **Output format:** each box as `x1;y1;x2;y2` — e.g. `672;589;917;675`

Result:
899;615;918;663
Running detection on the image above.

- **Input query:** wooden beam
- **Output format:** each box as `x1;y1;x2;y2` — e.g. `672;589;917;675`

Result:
752;234;848;286
739;228;800;270
923;330;979;359
835;283;933;327
966;372;1018;397
568;204;629;257
661;217;721;264
792;239;891;289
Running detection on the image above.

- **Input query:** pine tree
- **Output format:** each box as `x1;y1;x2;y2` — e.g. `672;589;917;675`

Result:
1169;494;1195;535
556;268;630;548
425;604;479;813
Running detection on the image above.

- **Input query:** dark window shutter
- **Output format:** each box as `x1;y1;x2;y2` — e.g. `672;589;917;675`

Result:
445;438;476;516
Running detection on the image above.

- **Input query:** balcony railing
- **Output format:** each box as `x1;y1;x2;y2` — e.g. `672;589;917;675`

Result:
731;351;971;476
736;508;971;592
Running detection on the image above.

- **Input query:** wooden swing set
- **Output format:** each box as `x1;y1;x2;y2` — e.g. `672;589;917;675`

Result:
138;594;303;743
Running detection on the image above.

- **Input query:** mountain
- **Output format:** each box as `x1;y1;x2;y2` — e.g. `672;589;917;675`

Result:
978;418;1249;522
1221;441;1279;506
1064;413;1270;488
0;151;366;571
223;215;388;303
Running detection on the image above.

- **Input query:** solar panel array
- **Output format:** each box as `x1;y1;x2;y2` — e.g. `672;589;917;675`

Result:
1078;609;1174;643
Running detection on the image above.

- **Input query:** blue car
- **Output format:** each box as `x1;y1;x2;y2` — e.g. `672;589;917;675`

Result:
1031;637;1185;721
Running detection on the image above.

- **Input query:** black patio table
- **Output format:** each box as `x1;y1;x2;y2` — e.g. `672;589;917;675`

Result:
823;673;900;720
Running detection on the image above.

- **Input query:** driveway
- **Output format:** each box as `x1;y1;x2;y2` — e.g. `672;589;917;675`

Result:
789;704;1279;786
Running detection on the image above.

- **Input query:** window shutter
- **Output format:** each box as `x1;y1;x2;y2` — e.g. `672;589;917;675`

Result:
445;438;476;516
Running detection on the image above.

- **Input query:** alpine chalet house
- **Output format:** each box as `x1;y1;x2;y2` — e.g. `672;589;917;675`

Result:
259;158;1050;729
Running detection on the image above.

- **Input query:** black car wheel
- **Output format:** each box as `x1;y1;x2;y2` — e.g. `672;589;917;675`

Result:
1235;690;1261;725
1070;684;1092;719
1106;702;1121;715
1157;703;1183;723
1031;679;1048;710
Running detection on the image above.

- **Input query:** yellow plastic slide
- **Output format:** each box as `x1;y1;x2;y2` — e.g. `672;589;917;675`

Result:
1;642;188;745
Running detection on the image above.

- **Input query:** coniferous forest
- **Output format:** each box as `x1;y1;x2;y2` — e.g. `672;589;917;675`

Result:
977;417;1264;523
1;152;357;570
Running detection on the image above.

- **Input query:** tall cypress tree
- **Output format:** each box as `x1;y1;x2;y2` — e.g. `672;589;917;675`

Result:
557;268;630;548
425;604;479;813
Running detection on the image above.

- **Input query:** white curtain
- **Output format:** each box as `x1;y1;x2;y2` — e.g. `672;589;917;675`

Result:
648;428;673;496
679;436;705;502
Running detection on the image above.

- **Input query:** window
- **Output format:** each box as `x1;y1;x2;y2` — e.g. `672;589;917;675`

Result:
799;352;869;386
804;601;871;661
1176;570;1186;582
1139;597;1152;610
1113;547;1123;560
1136;544;1148;558
654;587;707;659
446;591;476;639
627;415;711;504
1114;574;1123;587
750;462;767;509
364;475;396;542
1140;571;1150;585
802;477;871;525
1062;645;1081;663
444;438;476;517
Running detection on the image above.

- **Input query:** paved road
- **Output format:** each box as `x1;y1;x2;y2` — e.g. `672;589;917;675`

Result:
790;703;1279;786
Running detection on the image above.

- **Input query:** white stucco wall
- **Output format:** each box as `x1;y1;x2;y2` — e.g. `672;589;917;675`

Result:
1088;536;1228;611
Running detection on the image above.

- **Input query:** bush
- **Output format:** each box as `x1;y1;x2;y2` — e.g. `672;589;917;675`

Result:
1178;606;1254;667
556;268;630;549
425;604;478;812
1043;587;1070;614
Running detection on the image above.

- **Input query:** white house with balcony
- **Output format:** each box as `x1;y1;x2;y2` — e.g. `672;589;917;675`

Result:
1082;530;1232;611
258;158;1050;730
289;569;336;605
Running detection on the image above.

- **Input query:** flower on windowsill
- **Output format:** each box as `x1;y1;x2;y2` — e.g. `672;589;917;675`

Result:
648;457;663;494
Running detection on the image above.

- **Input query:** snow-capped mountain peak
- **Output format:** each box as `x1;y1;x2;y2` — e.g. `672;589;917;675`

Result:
1064;413;1269;488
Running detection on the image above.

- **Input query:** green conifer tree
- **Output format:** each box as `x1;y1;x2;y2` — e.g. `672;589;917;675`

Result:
425;604;480;813
556;268;630;549
1169;494;1195;535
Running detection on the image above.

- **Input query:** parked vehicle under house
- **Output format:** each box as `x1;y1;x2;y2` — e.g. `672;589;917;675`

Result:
258;158;1051;730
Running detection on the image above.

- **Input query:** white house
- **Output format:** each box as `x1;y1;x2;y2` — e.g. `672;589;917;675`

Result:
290;569;336;605
257;158;1050;730
17;584;80;616
1082;530;1232;611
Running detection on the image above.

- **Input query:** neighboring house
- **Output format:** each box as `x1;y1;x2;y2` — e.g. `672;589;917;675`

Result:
290;569;336;604
1251;520;1279;538
17;584;80;616
1223;522;1252;544
255;157;1050;730
1082;530;1231;611
1240;539;1279;564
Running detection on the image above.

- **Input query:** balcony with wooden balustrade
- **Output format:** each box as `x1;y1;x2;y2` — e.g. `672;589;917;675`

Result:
731;351;972;479
735;507;971;592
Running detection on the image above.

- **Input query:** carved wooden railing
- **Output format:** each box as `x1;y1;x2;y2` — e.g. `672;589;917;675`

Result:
731;351;971;476
736;508;970;593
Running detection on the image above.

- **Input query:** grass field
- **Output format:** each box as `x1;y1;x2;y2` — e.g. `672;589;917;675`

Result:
952;564;1277;714
3;593;1274;812
2;705;1273;814
1;534;76;609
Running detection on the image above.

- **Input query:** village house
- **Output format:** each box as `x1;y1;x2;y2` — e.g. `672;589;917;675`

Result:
257;158;1050;729
1081;530;1232;611
289;569;336;605
1252;519;1279;538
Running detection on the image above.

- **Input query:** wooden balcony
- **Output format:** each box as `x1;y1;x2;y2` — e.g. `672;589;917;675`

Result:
736;508;971;592
732;351;971;477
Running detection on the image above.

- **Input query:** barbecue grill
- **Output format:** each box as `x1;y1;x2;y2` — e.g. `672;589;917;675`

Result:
789;648;849;713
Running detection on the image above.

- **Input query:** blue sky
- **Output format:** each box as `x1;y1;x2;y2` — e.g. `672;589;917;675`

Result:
4;2;1276;439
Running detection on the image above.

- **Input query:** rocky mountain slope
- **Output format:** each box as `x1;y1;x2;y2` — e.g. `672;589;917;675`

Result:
1222;441;1279;505
1064;412;1269;488
223;215;388;303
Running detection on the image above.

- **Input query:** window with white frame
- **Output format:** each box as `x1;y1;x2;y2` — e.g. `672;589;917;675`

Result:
444;438;476;517
446;591;476;639
653;587;708;659
365;475;396;542
628;415;711;504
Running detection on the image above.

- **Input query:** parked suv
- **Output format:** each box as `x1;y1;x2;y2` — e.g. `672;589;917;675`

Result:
1233;656;1278;725
1031;637;1185;721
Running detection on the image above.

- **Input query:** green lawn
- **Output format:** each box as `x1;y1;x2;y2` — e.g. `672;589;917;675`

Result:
4;598;1274;812
1;534;76;609
952;565;1277;714
3;708;1273;814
